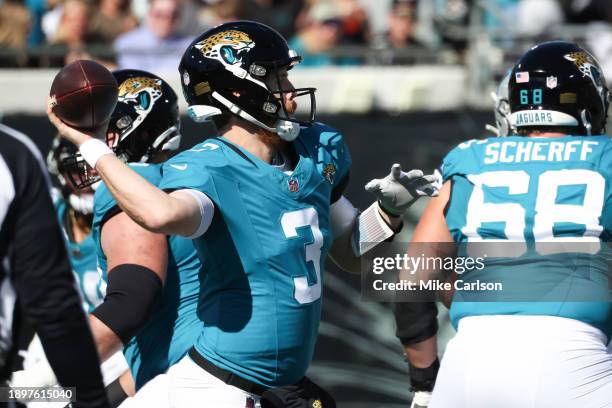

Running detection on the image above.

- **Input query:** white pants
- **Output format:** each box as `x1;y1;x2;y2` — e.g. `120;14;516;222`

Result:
163;355;261;408
118;374;170;408
430;315;612;408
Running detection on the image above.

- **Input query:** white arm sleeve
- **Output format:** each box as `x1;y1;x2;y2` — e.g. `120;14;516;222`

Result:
329;195;358;238
179;189;215;239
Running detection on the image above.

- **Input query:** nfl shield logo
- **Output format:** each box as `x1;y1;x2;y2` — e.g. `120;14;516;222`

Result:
288;178;299;193
546;76;558;89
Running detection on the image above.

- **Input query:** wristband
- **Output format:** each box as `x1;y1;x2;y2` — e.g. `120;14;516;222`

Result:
409;357;440;392
79;139;114;168
351;202;395;256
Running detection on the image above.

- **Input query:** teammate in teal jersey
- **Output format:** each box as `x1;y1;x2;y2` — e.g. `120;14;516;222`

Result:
49;21;440;407
405;41;611;407
47;136;103;312
61;70;201;405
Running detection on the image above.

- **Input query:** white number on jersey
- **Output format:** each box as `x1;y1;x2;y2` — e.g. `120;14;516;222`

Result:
281;208;323;304
463;169;605;255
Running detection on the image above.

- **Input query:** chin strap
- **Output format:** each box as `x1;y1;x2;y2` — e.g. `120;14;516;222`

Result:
140;126;181;163
188;92;301;141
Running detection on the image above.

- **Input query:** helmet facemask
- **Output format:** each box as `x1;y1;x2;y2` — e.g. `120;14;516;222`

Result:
47;139;96;213
195;54;316;141
486;70;512;137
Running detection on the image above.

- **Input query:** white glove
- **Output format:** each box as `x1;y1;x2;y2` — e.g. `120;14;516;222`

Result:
410;390;432;408
365;164;442;216
10;359;57;388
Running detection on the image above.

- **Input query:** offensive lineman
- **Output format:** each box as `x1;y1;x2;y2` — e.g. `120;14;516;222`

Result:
69;70;202;404
408;41;611;407
49;21;440;407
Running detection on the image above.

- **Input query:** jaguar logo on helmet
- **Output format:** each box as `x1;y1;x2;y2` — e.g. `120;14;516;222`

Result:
117;76;163;137
564;52;604;90
195;30;255;71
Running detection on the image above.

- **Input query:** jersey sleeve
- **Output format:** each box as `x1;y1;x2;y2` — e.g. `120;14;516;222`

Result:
441;141;468;182
93;164;163;236
159;150;219;203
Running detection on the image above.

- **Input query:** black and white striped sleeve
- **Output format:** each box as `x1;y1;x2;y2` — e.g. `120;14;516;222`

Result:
0;124;108;408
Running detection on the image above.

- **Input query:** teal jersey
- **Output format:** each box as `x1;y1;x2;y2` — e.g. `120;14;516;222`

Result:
442;135;612;337
158;123;351;388
53;193;103;313
92;163;201;389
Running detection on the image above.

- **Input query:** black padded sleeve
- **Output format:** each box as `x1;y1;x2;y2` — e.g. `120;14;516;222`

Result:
91;264;162;344
393;302;438;346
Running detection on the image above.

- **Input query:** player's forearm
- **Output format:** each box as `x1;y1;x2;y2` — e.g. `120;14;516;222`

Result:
95;154;191;235
89;314;123;362
328;230;362;273
404;335;438;368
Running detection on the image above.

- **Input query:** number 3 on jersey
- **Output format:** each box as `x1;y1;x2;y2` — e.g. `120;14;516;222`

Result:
281;208;323;304
463;169;605;254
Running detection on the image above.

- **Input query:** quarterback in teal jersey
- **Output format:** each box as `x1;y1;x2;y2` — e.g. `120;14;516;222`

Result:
49;21;440;407
405;41;611;408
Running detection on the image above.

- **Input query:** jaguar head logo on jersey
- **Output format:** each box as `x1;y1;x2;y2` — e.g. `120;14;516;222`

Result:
195;30;255;70
322;163;336;184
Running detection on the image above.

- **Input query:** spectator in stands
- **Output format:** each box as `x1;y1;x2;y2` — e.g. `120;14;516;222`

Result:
240;0;305;39
90;0;139;43
114;0;192;72
335;0;370;45
49;0;101;48
197;0;240;29
375;0;426;65
25;0;51;46
288;2;346;67
0;0;31;51
561;0;612;23
386;0;418;49
516;0;564;36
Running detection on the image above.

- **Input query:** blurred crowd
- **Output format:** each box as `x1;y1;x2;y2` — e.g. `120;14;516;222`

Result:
0;0;611;69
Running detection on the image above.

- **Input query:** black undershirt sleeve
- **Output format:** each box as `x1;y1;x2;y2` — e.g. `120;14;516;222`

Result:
330;172;350;204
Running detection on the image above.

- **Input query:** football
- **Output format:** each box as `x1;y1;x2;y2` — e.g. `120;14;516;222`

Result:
49;60;118;129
